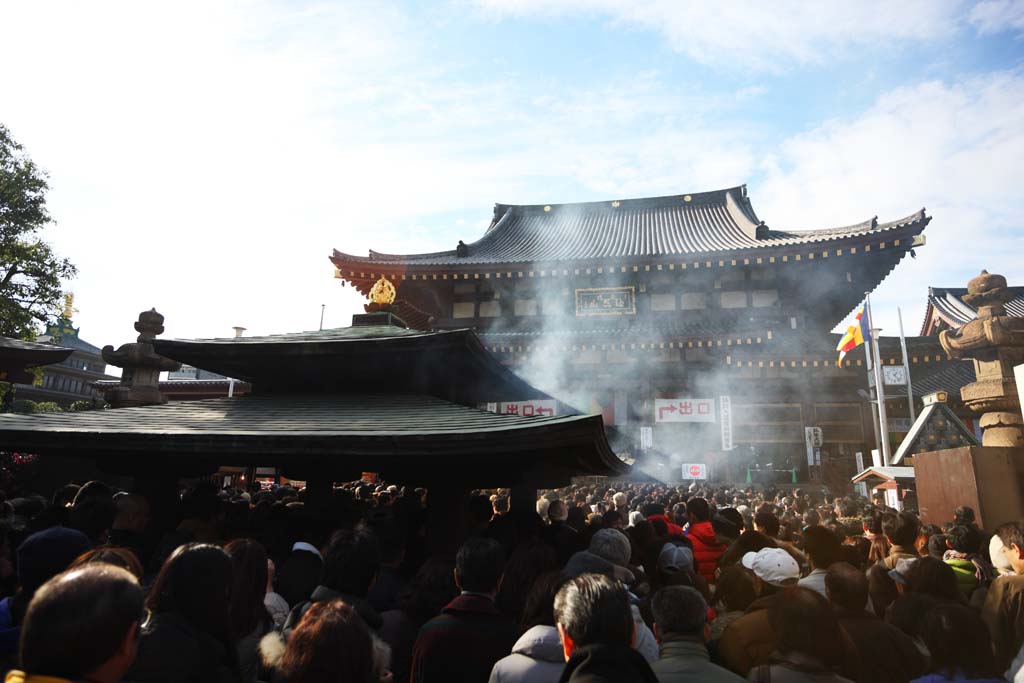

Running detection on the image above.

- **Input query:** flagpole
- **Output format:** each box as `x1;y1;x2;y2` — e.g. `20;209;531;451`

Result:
898;307;916;423
865;293;892;466
864;330;883;466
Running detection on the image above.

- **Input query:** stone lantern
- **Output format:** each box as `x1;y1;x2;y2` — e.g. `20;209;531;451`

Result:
101;309;181;408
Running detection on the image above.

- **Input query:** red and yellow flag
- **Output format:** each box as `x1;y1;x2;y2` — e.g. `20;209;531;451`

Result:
836;305;870;367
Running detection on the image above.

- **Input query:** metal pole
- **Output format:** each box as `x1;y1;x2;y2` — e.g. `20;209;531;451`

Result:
865;293;892;465
898;307;916;423
864;338;883;463
319;304;326;331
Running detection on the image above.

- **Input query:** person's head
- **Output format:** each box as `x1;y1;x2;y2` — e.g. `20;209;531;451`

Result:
742;548;800;595
650;586;707;643
824;562;868;612
589;529;631;571
225;539;270;638
803;526;841;570
921;602;1000;681
548;499;568;523
770;587;845;667
927;534;949;559
147;543;233;640
685;498;710;523
397;557;458;622
72;481;113;507
277;600;378;683
612;492;628;509
322;527;381;597
945;524;980;555
601;509;623;529
882;511;920;548
802;509;820;528
753;511;780;538
68;546;144;580
17;526;93;596
997;521;1024;574
492;495;509;515
953;506;976;527
20;564;143;681
904;555;960;601
711;564;757;613
868;536;891;564
554;573;633;660
70;497;117;544
112;494;150;533
455;537;505;595
520;571;565;632
536;497;551;521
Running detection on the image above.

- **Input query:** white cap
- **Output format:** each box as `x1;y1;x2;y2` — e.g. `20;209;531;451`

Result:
742;548;800;587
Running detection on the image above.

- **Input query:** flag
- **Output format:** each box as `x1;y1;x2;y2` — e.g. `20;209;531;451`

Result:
836;305;870;366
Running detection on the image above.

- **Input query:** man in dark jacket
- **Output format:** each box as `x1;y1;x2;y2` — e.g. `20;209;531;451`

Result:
983;521;1024;672
283;527;382;635
825;562;926;683
410;537;516;683
554;573;658;683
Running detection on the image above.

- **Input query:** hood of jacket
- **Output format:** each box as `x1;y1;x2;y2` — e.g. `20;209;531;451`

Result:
687;520;720;546
559;643;658;683
511;625;564;663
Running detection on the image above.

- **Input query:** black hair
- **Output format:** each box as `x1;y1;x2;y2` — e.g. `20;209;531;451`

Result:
905;556;960;602
455;537;505;593
882;512;920;547
685;498;710;522
147;544;233;642
945;525;980;554
998;521;1024;553
803;526;841;569
824;562;868;612
952;506;976;526
711;564;757;612
554;573;632;648
519;571;565;632
754;512;780;537
21;565;143;679
651;585;706;638
771;587;845;668
321;527;381;597
642;502;665;518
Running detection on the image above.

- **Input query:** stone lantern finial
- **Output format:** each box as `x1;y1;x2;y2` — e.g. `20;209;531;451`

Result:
101;309;181;408
940;271;1024;446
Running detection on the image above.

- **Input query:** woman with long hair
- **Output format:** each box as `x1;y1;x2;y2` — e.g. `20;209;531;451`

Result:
913;603;1005;682
225;539;274;683
128;543;242;683
68;545;144;580
270;599;386;683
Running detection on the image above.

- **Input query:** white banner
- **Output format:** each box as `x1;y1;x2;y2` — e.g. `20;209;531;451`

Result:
681;463;708;480
720;395;734;451
854;452;869;497
640;426;653;451
497;400;557;417
654;398;716;423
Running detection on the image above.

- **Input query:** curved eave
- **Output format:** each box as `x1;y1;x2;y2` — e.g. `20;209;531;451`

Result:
329;209;929;271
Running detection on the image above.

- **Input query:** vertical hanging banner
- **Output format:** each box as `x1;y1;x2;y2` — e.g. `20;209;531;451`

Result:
654;398;716;423
720;395;734;451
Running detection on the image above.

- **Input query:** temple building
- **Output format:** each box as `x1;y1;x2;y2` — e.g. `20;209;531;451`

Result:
331;185;942;483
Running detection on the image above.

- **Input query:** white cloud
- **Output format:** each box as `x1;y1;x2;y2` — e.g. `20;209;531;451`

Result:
969;0;1024;34
470;0;965;72
755;70;1024;333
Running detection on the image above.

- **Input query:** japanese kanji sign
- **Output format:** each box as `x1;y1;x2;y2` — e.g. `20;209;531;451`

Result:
720;395;734;450
654;398;716;423
497;400;557;417
575;287;636;317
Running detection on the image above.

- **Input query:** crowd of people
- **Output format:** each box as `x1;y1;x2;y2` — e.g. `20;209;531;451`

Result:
0;476;1021;683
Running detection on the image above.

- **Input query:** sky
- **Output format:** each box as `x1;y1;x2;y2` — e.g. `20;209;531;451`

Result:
1;0;1023;349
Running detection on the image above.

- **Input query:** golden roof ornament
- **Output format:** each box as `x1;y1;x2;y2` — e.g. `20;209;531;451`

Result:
368;276;396;305
62;293;77;321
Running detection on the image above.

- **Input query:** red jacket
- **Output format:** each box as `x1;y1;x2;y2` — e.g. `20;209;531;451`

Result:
686;520;727;582
646;513;683;536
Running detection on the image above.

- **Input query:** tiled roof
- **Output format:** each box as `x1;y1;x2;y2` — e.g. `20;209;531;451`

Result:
913;362;976;397
333;185;928;267
476;315;765;342
0;394;627;478
923;286;1024;332
0;336;73;367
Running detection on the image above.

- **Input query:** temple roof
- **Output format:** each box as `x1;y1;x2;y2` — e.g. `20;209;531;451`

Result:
0;337;73;383
151;315;553;404
921;286;1024;335
0;393;627;483
333;185;928;268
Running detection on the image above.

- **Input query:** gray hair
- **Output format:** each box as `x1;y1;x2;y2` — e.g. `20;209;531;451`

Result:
651;585;707;638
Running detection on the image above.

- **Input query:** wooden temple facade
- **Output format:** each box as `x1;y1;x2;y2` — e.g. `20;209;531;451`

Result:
331;185;947;483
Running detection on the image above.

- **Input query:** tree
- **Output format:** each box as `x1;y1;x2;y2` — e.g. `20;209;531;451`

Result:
0;124;76;339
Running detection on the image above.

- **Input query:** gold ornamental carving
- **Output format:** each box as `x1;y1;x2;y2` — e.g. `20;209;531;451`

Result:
368;277;396;305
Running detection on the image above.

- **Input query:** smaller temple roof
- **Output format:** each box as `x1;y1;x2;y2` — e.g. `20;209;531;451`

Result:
152;314;549;405
921;286;1024;335
851;466;916;483
892;394;978;465
0;394;626;484
332;185;928;268
0;337;73;384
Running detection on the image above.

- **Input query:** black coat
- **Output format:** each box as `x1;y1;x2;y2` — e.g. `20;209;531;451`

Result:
559;643;658;683
127;612;240;683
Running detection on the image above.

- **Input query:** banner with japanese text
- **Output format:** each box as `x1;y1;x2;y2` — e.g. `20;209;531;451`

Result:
654;398;716;423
